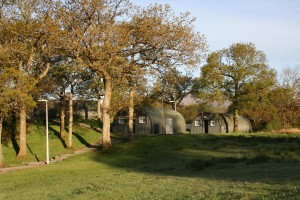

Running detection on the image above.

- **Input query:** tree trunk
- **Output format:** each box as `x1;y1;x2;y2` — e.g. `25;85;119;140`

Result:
97;97;102;121
128;84;135;140
102;74;112;151
60;96;65;138
68;92;73;148
0;116;4;167
233;108;239;132
17;106;27;157
84;106;88;120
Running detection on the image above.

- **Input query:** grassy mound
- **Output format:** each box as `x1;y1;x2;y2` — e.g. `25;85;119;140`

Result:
2;121;101;166
96;133;300;175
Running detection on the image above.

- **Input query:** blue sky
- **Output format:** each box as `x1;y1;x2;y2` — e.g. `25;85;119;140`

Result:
131;0;300;73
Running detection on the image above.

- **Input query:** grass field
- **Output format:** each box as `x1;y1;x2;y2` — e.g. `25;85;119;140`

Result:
1;130;300;199
1;122;101;166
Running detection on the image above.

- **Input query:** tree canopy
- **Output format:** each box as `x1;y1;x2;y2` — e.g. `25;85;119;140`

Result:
200;42;276;132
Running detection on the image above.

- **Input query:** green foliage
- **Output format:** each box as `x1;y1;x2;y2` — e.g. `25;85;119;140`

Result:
199;43;276;131
150;68;200;109
177;104;200;123
270;86;300;128
266;117;283;131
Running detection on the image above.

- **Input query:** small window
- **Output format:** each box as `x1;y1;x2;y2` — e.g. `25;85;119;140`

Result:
138;116;147;124
194;120;201;127
210;120;216;127
118;116;126;125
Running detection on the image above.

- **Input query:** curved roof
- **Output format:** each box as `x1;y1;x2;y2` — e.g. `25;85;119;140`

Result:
113;107;186;134
221;114;252;133
137;108;186;134
191;112;252;133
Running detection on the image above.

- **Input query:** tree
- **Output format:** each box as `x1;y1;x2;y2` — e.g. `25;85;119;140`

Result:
0;0;63;157
272;65;300;128
0;68;13;167
200;42;276;132
151;68;199;109
75;71;104;121
122;4;207;138
270;86;299;128
280;65;300;89
59;0;131;150
42;59;85;147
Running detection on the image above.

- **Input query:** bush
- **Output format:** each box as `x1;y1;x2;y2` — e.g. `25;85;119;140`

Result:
266;117;282;131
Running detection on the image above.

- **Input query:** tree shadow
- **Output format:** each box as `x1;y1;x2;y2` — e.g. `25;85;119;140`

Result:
11;134;19;156
92;133;300;184
73;132;99;148
49;126;67;148
26;144;40;162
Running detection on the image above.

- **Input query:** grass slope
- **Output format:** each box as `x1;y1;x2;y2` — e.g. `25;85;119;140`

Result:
1;133;300;199
2;122;101;166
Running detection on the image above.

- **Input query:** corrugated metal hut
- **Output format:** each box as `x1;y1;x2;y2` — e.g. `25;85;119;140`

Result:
191;113;227;134
190;112;252;134
222;114;252;133
111;107;186;135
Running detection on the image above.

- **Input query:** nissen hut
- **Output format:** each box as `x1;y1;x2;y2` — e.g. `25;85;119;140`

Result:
112;107;186;135
191;112;252;134
222;114;252;133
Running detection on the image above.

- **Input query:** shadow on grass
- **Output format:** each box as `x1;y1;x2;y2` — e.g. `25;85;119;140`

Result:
92;133;300;183
26;144;40;162
49;126;67;148
73;132;99;148
11;134;19;156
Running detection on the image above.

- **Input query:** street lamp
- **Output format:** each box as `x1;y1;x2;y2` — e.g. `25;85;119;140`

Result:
161;98;165;134
169;100;176;111
38;99;49;164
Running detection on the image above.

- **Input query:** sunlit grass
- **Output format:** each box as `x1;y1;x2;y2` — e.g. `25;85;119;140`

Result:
2;121;101;166
1;132;300;199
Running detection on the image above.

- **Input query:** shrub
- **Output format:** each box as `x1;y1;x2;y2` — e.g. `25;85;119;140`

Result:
266;117;282;131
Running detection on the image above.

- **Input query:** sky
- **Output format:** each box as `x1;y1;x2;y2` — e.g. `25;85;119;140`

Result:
131;0;300;73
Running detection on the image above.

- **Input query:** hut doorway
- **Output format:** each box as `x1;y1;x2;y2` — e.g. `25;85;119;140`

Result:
204;120;209;133
165;118;174;134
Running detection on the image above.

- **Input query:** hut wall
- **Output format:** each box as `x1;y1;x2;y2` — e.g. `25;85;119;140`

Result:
222;114;252;133
112;108;186;135
135;115;153;134
191;116;204;133
162;109;186;134
111;112;129;134
191;113;251;134
191;114;227;134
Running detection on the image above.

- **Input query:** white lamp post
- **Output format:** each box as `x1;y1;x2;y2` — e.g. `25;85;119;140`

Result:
161;98;164;134
38;99;49;164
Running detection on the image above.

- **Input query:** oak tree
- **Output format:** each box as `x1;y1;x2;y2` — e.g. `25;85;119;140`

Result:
0;0;64;157
122;4;207;138
151;68;199;110
59;0;131;150
200;42;276;132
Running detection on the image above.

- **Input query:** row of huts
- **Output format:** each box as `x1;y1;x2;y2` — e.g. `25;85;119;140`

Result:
111;107;252;135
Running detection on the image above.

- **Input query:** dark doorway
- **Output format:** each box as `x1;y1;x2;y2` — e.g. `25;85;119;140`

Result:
154;124;160;134
204;120;209;133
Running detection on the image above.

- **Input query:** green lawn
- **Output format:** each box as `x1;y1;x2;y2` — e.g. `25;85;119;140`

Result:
1;132;300;199
2;122;101;166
